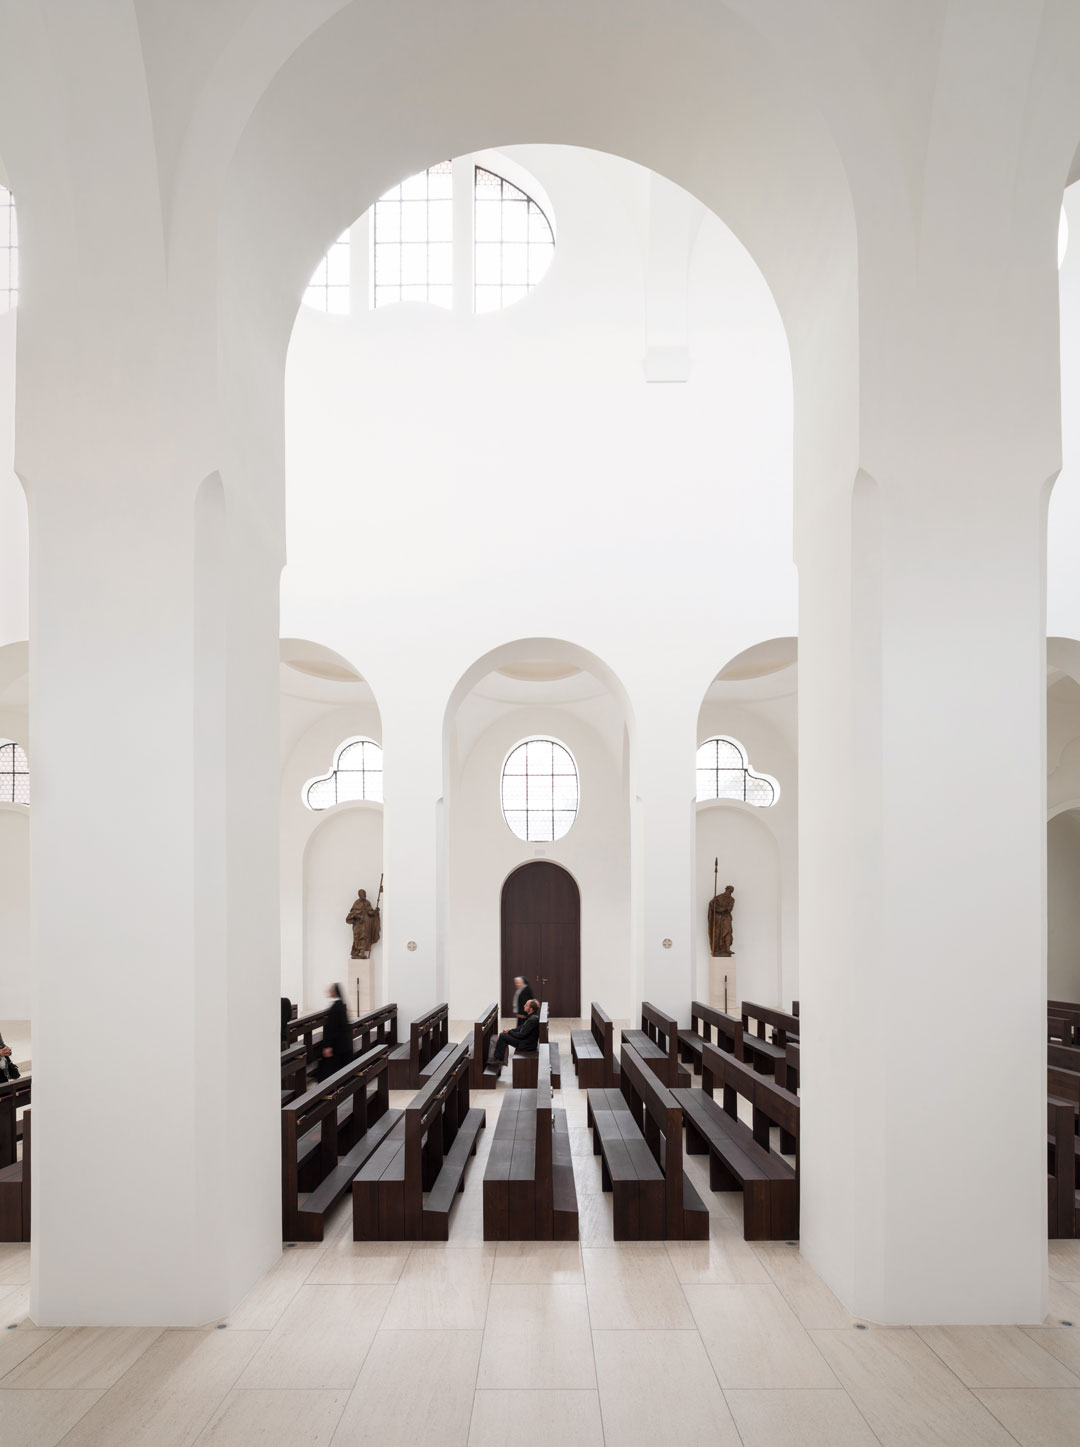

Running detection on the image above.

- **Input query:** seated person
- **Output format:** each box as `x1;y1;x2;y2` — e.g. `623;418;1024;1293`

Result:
491;998;540;1064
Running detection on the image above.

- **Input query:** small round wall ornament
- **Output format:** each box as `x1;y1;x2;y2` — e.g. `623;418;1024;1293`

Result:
407;940;417;951
662;938;672;949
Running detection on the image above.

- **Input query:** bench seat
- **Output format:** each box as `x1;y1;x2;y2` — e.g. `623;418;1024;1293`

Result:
512;1041;561;1088
678;1029;705;1069
622;1029;690;1088
290;1107;403;1241
673;1086;797;1240
551;1108;579;1241
741;1035;785;1074
420;1040;459;1084
589;1093;666;1239
423;1106;487;1240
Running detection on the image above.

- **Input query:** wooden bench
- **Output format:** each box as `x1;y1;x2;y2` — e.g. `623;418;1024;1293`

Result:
740;1001;799;1076
280;1042;308;1103
678;1001;745;1073
784;1040;800;1093
673;1041;799;1241
538;1001;550;1043
484;1049;577;1240
622;1002;690;1088
614;1041;709;1240
389;1002;449;1089
354;1040;486;1241
287;1006;332;1066
0;1081;29;1242
571;1002;620;1088
282;1045;399;1241
512;1040;561;1088
1049;1095;1079;1238
470;1002;502;1089
1049;1002;1080;1047
350;1002;398;1054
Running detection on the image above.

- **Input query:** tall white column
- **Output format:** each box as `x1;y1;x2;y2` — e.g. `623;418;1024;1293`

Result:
28;466;281;1325
798;465;1048;1324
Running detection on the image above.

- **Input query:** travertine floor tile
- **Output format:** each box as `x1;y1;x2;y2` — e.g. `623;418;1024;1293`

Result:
305;1239;412;1286
812;1326;1017;1446
685;1284;837;1388
223;1244;328;1329
724;1388;879;1446
467;1388;603;1447
751;1242;854;1328
58;1329;266;1447
1048;1241;1080;1282
238;1286;391;1389
195;1387;349;1445
916;1324;1080;1388
382;1247;492;1330
1021;1326;1080;1375
582;1245;694;1329
332;1330;481;1447
492;1241;584;1284
975;1388;1080;1447
0;1327;58;1378
1046;1278;1080;1324
592;1328;740;1446
0;1387;102;1447
0;1244;30;1285
665;1230;770;1286
2;1324;162;1388
478;1285;594;1389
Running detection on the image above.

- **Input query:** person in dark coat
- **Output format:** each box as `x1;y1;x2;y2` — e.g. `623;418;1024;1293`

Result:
317;982;352;1081
280;996;293;1048
493;998;540;1064
510;975;532;1023
0;1029;19;1081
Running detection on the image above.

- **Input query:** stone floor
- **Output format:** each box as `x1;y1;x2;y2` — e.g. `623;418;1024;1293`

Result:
1;1017;1079;1445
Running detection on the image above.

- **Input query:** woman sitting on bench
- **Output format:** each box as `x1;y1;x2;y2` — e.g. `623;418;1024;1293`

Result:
491;999;540;1064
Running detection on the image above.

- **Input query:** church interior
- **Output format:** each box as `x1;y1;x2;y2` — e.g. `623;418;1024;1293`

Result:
3;4;1080;1445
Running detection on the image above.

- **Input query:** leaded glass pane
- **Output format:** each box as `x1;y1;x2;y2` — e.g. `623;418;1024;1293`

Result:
501;737;579;841
473;166;554;313
695;736;778;807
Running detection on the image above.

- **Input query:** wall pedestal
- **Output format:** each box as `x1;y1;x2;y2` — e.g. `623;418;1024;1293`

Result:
709;956;737;1014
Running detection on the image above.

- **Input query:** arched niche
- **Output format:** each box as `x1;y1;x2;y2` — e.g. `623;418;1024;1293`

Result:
442;637;634;1018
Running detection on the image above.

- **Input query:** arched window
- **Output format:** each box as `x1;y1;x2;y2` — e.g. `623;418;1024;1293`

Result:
0;185;16;312
373;162;453;309
0;741;29;804
304;229;350;313
696;736;778;807
501;737;578;842
303;737;383;810
474;167;554;313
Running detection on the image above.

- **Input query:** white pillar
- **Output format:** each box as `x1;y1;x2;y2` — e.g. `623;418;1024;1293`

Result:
798;465;1048;1324
28;467;281;1325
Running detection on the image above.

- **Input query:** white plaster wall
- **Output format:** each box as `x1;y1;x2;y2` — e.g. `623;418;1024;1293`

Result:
0;307;26;649
302;804;383;1013
1048;809;1080;1002
0;805;29;1018
448;705;630;1020
695;804;780;1011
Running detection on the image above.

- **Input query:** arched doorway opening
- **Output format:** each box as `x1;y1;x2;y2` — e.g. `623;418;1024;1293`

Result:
501;861;580;1017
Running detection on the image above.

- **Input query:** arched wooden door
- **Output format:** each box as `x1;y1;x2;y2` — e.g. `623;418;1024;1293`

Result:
500;861;581;1017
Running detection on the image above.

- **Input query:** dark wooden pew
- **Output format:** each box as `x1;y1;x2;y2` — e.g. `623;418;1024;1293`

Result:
1049;1002;1080;1047
281;1045;399;1241
1049;1095;1079;1238
538;1001;550;1043
614;1041;708;1239
1049;1042;1080;1074
0;1073;31;1170
350;1003;398;1054
784;1040;800;1093
740;1001;799;1076
678;1001;745;1073
470;1002;502;1089
287;1006;332;1066
0;1102;30;1242
280;1042;308;1103
389;1003;449;1089
571;1003;620;1088
622;1002;690;1087
673;1041;799;1241
512;1039;562;1088
484;1048;577;1241
353;1040;486;1241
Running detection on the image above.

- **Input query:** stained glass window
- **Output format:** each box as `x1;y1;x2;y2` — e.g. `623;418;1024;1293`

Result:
0;741;28;804
0;186;17;312
502;737;578;842
372;162;453;309
304;737;383;810
696;736;778;806
474;167;554;313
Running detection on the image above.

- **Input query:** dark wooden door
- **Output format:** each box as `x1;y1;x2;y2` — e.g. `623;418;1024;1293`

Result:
500;862;581;1017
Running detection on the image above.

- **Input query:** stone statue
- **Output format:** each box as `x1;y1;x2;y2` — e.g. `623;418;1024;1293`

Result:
347;884;382;960
708;883;735;958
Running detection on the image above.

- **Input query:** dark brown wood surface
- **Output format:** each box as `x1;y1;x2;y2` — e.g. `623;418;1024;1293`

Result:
500;861;581;1016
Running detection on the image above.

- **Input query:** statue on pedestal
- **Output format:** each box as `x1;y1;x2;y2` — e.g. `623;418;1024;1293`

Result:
347;876;383;960
708;859;734;958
